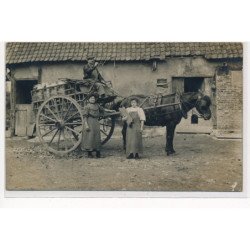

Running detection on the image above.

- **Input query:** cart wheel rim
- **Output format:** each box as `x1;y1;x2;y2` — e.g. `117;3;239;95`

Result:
36;95;84;155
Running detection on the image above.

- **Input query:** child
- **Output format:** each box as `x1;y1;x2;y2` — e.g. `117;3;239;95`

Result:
122;98;146;159
81;93;114;158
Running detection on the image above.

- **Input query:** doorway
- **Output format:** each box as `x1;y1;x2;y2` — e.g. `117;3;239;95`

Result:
16;80;37;104
15;80;37;136
172;77;204;93
184;77;204;93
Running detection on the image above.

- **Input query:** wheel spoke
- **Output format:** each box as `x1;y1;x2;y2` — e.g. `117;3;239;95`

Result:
40;113;57;123
63;102;73;120
45;104;60;121
57;129;61;150
48;129;59;145
100;129;108;136
52;99;62;120
64;127;75;145
64;122;83;126
71;131;79;141
41;127;57;138
62;130;68;151
65;127;79;141
65;111;80;122
65;125;81;136
39;123;56;127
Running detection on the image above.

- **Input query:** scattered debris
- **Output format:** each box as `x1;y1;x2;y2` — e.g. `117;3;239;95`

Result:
231;182;238;191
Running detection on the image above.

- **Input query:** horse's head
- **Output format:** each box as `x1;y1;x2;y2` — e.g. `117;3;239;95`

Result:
195;93;212;120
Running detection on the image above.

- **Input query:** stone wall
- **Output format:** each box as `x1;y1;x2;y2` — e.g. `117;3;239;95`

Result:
10;58;243;137
215;70;243;136
12;57;218;96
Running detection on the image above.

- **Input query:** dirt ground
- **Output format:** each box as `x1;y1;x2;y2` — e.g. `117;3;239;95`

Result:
5;134;242;192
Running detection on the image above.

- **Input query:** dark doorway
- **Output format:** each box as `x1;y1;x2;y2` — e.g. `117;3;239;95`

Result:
15;80;37;136
16;80;37;104
184;77;204;93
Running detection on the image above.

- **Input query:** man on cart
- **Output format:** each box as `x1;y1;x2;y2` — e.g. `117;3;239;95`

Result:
83;56;110;98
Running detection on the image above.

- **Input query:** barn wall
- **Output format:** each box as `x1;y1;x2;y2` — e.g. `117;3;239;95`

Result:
215;70;243;137
17;57;217;96
10;58;243;137
12;65;39;80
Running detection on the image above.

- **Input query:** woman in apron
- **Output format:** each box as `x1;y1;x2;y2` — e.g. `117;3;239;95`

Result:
81;93;114;158
122;98;146;159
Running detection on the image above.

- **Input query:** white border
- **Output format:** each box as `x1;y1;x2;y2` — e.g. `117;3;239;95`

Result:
1;3;250;250
1;42;248;199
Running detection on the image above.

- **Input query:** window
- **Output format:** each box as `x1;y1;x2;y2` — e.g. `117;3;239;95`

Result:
156;78;168;88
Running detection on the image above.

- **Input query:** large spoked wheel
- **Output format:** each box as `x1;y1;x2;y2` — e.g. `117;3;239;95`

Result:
99;115;115;145
36;96;84;155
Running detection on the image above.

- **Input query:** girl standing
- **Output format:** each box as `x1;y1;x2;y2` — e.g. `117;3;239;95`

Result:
122;98;146;159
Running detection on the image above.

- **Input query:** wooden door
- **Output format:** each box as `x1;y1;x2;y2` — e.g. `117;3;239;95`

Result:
172;78;184;93
15;104;32;136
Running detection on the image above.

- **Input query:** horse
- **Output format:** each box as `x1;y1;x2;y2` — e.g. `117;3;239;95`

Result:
118;92;212;156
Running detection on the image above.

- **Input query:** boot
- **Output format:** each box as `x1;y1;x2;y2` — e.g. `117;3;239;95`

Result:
135;153;140;159
127;153;134;159
96;151;101;158
87;151;93;158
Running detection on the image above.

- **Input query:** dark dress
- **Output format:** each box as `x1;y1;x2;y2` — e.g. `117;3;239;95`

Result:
81;103;104;152
125;108;145;157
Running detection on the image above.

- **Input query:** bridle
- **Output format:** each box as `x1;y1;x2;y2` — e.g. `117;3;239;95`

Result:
179;91;208;119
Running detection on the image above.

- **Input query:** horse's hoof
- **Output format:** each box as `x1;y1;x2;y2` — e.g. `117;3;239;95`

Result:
166;150;176;156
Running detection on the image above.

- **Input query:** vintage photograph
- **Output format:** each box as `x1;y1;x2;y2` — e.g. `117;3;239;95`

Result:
5;42;243;192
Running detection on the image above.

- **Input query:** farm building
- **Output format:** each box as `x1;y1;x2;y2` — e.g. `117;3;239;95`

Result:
5;42;243;138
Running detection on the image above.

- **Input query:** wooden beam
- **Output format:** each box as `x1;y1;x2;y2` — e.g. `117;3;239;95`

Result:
6;70;16;137
38;67;42;84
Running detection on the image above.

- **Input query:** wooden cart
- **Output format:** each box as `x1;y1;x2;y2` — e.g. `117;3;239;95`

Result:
31;78;117;155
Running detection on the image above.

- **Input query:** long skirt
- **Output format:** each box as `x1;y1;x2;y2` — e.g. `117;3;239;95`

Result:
126;112;143;157
81;117;101;151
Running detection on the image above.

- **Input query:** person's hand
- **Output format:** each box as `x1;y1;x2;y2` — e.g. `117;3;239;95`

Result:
122;116;127;121
140;128;144;133
94;62;99;67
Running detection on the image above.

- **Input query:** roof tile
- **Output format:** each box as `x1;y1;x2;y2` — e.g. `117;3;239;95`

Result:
5;42;243;64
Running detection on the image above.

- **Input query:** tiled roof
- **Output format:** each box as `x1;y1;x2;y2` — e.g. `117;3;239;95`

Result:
6;42;243;65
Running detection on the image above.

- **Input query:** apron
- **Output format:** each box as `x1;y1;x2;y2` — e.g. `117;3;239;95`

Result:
126;111;143;157
81;104;102;151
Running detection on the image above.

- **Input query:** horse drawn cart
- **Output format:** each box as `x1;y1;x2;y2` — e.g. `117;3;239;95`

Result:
31;78;118;155
31;78;196;156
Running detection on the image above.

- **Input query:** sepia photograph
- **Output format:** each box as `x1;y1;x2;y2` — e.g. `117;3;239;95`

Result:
5;42;243;192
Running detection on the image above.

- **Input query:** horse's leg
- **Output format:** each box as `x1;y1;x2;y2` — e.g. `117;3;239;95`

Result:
165;122;177;156
122;122;127;150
